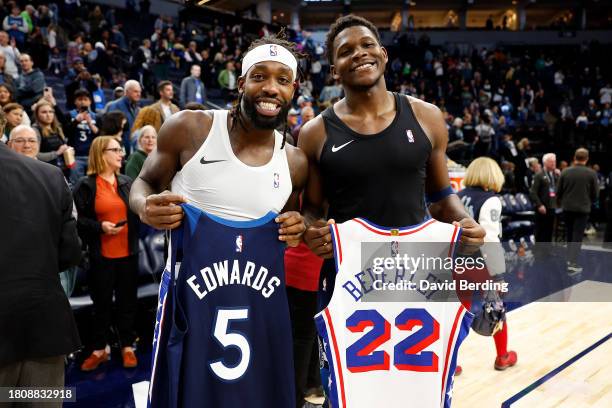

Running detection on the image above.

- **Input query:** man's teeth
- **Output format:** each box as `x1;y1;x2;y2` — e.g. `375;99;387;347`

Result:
355;63;374;71
257;102;279;111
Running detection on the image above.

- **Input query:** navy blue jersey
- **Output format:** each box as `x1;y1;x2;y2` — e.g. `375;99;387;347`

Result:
149;203;295;408
457;187;496;222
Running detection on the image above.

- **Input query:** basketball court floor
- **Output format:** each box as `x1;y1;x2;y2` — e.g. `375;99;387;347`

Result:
65;245;612;407
454;283;612;408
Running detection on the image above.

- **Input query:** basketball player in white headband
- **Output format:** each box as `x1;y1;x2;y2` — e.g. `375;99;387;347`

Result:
131;29;307;231
131;30;309;408
232;38;300;148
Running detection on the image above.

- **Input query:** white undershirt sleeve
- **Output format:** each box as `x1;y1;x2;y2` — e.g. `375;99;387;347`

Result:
479;196;506;276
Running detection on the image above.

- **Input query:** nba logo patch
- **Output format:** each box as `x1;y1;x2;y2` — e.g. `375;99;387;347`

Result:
235;235;243;252
273;173;280;188
269;45;278;56
406;129;415;143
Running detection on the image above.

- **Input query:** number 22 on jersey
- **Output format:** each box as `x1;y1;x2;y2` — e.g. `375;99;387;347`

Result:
346;308;439;373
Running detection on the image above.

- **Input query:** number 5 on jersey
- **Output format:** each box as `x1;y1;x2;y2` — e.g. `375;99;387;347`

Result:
210;308;251;381
346;308;439;373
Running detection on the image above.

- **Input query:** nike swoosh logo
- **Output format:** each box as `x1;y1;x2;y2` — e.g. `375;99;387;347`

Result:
331;140;354;153
200;157;226;165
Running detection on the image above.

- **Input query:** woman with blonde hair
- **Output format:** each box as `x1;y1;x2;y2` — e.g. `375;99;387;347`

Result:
32;99;73;172
455;157;517;375
73;136;140;371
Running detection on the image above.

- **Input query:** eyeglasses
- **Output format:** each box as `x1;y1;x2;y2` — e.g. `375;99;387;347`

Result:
104;147;124;154
12;138;38;144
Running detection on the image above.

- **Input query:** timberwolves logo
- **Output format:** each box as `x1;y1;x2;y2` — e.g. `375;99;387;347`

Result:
235;235;243;252
273;173;280;188
406;129;415;143
269;45;278;56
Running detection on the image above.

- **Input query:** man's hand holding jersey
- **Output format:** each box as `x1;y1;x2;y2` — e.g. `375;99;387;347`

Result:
303;219;336;258
277;211;306;247
453;217;486;254
138;191;186;230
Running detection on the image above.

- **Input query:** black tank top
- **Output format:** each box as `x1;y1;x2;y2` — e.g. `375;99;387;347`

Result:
320;92;432;227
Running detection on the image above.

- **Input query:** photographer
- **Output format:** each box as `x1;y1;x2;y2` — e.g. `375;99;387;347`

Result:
68;89;99;183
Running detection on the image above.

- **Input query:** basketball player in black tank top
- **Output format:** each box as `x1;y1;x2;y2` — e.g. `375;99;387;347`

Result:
298;15;485;308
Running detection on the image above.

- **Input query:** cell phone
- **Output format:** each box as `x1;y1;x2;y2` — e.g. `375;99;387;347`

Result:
114;220;127;227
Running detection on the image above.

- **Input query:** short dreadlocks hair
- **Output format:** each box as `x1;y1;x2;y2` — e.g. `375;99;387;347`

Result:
231;28;306;149
325;14;381;66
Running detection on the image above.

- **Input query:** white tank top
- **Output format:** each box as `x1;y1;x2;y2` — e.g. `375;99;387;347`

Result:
170;110;292;221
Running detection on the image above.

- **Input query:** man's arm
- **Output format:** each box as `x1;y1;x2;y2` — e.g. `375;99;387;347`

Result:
409;96;485;244
298;116;335;258
591;172;599;202
56;169;81;271
277;144;308;247
298;116;327;224
129;110;211;229
18;21;28;34
556;173;564;204
30;71;45;95
179;78;187;108
530;173;544;208
12;44;20;61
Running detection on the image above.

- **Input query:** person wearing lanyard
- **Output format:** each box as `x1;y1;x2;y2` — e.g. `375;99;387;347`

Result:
179;64;206;108
529;153;559;247
73;136;140;371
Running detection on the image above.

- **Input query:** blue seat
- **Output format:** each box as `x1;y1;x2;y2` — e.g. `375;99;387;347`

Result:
502;194;521;214
503;220;534;239
138;239;153;277
144;231;166;276
515;193;533;211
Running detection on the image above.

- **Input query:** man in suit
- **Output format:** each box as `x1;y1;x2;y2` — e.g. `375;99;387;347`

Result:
149;80;179;126
179;64;206;108
530;153;559;244
557;148;599;273
0;142;81;399
105;79;141;153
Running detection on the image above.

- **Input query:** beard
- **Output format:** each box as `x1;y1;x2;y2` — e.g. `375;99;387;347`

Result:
242;93;291;130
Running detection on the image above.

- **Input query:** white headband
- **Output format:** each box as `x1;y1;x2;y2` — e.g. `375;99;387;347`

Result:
241;44;297;80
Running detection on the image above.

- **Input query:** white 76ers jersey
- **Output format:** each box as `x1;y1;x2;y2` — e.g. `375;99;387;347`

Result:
315;218;473;408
